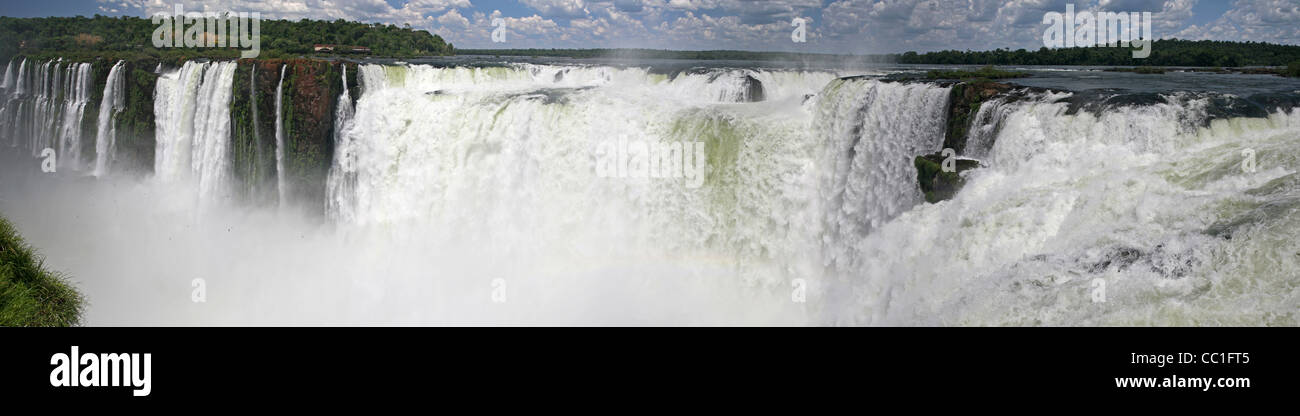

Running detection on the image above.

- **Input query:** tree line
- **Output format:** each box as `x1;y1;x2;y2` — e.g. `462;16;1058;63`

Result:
0;15;453;61
897;39;1300;67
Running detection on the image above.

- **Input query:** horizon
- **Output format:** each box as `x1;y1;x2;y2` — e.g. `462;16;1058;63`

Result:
2;1;1298;55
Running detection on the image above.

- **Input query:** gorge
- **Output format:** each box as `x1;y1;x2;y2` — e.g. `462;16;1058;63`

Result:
1;56;1298;325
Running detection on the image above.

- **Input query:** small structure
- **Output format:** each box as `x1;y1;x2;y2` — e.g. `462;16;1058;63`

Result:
314;44;371;54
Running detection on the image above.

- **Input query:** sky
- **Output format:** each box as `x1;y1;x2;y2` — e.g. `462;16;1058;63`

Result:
3;0;1300;53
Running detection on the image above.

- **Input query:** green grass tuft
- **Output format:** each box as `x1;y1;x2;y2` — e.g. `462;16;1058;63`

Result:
0;216;84;326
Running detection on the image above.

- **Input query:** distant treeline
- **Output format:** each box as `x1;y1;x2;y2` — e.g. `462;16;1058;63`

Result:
0;15;453;61
898;39;1300;67
463;40;1300;70
458;48;892;62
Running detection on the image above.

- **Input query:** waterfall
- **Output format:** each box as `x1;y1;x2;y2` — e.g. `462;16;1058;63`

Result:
0;58;22;147
250;64;262;195
813;78;951;272
57;62;93;170
326;65;356;221
0;59;94;167
1;58;13;91
153;60;237;202
93;61;127;177
274;64;287;206
9;58;1300;325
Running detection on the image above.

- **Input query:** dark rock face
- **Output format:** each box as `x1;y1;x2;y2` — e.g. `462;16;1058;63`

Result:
914;152;981;203
740;74;765;102
112;60;159;175
229;58;356;214
944;80;1013;154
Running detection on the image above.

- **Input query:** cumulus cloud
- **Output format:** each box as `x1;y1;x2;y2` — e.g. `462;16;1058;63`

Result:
92;0;1300;53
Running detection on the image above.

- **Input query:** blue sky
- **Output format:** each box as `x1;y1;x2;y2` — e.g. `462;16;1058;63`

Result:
5;1;1300;53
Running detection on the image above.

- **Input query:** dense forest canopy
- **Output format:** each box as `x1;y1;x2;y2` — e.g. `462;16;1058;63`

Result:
897;39;1300;67
457;48;892;62
0;15;453;61
466;40;1300;71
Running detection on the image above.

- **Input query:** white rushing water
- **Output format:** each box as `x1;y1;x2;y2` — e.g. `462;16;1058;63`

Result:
57;62;94;171
274;64;287;206
1;61;1297;325
153;60;237;204
0;59;93;168
93;60;127;177
326;65;356;222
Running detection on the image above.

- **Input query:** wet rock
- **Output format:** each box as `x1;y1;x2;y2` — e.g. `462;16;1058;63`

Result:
914;152;982;203
944;80;1013;154
739;75;765;102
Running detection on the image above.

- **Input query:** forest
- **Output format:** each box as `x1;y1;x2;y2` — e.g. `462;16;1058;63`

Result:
897;39;1300;68
465;40;1300;77
0;15;453;61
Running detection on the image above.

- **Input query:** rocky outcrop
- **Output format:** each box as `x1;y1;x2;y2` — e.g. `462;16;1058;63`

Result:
943;80;1012;154
913;80;1058;203
740;75;765;102
914;152;982;203
112;59;159;175
230;58;357;214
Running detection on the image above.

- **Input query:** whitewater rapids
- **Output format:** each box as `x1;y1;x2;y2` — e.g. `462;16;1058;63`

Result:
0;61;1297;325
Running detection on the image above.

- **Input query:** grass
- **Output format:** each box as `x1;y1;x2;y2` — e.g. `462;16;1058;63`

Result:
925;65;1030;80
0;216;84;326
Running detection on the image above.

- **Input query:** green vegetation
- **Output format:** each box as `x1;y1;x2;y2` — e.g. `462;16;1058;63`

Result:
1287;61;1300;77
462;40;1300;70
914;154;981;204
898;39;1300;67
0;15;453;62
925;65;1029;80
457;48;889;62
0;216;83;326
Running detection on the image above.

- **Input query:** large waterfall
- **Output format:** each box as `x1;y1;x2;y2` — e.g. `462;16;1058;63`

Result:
93;60;127;177
1;59;1298;325
153;61;237;203
813;78;951;273
0;59;93;169
326;65;356;222
274;65;287;206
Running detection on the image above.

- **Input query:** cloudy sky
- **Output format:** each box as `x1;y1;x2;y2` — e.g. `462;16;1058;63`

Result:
5;0;1300;53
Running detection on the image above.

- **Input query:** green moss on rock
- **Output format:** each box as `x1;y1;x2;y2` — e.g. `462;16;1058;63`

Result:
944;80;1013;154
915;152;982;203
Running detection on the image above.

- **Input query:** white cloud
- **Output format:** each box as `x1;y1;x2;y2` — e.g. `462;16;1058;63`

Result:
93;0;1300;53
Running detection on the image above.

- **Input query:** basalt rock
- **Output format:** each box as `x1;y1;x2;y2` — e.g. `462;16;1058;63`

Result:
944;80;1013;154
740;75;765;102
915;152;982;203
111;59;159;175
227;58;356;215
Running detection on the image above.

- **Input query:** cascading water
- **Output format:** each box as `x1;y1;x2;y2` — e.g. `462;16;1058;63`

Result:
1;58;13;91
249;64;262;195
0;59;93;168
813;78;951;274
2;58;1298;325
153;60;237;203
326;65;356;222
274;64;287;206
57;62;93;170
93;60;127;177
